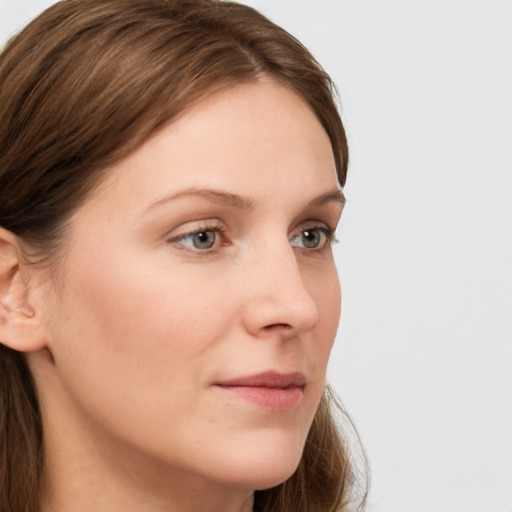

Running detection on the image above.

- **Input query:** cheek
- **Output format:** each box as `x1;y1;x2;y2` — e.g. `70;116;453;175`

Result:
310;263;341;353
290;261;341;413
65;250;227;347
48;249;235;415
44;251;245;471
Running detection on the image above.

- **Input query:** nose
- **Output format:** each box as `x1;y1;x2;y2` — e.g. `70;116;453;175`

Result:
241;243;319;340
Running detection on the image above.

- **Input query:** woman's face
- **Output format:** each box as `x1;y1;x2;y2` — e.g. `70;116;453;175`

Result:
33;80;343;496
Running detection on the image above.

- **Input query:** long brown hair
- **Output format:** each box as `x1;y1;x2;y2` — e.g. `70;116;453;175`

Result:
0;1;366;510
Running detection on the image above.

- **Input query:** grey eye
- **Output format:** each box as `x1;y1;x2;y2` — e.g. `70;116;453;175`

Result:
290;228;329;250
180;231;217;250
301;230;322;248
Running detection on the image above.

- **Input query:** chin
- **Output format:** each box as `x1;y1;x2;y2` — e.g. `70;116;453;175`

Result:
210;431;306;491
251;460;302;491
221;461;301;492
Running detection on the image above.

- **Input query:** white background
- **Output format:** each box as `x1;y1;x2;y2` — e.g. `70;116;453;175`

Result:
2;1;511;511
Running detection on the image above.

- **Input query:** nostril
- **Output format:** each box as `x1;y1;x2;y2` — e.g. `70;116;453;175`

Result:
264;323;292;331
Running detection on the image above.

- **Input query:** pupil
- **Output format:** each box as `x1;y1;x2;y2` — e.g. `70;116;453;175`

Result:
193;231;215;249
303;230;319;248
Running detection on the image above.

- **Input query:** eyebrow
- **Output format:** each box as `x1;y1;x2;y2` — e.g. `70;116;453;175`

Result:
306;189;346;208
147;187;254;212
146;186;345;212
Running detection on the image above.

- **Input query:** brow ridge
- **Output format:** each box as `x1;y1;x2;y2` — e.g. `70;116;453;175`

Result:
147;187;254;211
147;186;345;212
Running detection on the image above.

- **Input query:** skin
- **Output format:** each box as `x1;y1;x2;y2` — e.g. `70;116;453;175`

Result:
9;80;344;512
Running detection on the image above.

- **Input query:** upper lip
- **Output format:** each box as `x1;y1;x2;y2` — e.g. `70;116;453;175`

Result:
215;371;306;389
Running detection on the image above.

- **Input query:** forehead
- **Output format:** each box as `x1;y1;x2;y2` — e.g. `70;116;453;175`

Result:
79;80;339;219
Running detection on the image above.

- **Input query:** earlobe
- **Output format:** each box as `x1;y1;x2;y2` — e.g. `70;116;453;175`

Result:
0;228;47;352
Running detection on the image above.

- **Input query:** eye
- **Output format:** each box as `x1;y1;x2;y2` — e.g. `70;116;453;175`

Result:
290;226;337;250
179;230;217;250
168;221;228;252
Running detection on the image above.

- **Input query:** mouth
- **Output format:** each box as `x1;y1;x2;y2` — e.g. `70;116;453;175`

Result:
214;371;306;410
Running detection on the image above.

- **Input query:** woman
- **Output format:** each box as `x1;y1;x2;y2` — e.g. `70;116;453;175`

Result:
0;1;366;511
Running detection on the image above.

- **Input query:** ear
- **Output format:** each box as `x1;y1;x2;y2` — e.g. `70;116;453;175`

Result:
0;227;48;352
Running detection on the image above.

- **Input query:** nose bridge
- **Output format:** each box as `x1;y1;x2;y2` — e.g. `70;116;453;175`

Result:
242;236;319;337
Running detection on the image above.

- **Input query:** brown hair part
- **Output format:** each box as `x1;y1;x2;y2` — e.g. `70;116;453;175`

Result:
0;1;364;511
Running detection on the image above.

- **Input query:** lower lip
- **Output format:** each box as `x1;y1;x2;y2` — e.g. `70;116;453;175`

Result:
215;385;303;410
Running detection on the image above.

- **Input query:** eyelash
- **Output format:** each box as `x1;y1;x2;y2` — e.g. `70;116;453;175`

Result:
169;222;228;252
168;222;338;254
290;226;339;250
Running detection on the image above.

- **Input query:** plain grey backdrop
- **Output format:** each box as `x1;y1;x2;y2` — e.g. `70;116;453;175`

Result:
2;1;511;511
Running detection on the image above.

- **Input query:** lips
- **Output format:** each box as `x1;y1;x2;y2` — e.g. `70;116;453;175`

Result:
214;371;306;410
